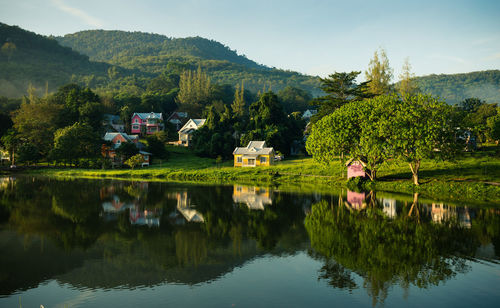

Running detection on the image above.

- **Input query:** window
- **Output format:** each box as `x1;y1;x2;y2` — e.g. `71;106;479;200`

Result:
116;140;121;144
132;125;139;130
260;156;267;163
237;156;242;163
134;118;139;123
247;158;255;165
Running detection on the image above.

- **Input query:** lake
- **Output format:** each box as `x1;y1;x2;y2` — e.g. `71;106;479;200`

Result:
0;176;499;307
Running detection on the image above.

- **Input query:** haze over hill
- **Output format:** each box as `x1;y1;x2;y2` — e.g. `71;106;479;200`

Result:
0;22;499;105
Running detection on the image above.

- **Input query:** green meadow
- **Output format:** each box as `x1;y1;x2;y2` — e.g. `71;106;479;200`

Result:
29;145;500;205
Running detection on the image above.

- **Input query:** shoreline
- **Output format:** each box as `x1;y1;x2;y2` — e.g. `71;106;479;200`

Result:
22;163;500;206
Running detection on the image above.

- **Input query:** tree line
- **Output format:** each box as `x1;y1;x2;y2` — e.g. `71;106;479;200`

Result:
306;48;500;185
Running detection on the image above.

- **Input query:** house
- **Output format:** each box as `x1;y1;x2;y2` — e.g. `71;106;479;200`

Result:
102;132;150;167
167;111;188;130
302;109;317;120
233;141;275;167
178;118;206;146
139;151;151;167
345;158;367;179
103;114;125;132
131;112;164;135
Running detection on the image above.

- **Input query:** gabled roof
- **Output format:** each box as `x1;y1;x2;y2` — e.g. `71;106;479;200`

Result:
179;118;206;134
103;132;140;149
167;111;188;121
233;141;274;155
132;112;163;120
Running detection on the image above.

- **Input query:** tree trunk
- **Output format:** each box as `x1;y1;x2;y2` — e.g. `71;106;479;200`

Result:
409;160;421;185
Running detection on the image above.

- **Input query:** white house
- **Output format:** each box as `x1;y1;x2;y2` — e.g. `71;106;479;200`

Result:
178;118;206;146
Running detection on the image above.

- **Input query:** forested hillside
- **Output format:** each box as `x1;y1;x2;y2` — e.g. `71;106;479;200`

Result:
55;30;322;96
0;23;116;97
415;70;500;105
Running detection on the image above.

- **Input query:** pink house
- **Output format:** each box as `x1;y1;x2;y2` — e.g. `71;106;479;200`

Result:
345;158;367;179
131;112;163;135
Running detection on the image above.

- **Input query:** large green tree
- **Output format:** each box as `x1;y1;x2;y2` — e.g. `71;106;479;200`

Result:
52;122;101;165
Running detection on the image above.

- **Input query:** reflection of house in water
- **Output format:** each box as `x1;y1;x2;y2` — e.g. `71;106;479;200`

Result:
427;203;472;228
101;195;135;213
382;198;397;218
232;185;273;210
130;206;162;227
345;191;367;211
169;191;205;224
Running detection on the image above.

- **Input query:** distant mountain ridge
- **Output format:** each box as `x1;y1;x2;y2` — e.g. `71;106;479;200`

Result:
414;70;500;105
56;30;265;70
1;22;499;105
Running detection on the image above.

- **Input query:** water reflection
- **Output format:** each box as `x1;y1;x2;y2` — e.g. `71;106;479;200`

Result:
0;178;499;306
306;189;500;305
232;185;273;210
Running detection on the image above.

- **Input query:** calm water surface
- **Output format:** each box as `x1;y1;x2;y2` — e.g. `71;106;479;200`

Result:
0;176;499;307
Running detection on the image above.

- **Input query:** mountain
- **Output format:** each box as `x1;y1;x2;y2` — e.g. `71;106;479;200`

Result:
0;22;115;97
414;70;500;105
55;30;322;96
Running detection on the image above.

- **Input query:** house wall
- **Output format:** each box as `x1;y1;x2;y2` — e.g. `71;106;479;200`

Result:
233;154;273;167
347;162;365;178
131;115;143;134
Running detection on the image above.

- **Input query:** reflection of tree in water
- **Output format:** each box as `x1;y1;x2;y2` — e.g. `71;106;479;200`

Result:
305;199;479;305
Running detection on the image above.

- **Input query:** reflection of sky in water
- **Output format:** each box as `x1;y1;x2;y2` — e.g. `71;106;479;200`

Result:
4;253;500;308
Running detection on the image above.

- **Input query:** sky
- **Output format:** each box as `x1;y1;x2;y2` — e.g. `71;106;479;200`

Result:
1;0;499;79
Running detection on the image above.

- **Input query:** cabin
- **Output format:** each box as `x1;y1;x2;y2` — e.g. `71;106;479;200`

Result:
233;141;275;167
345;158;367;179
167;111;188;130
131;112;164;135
102;132;150;167
178;118;206;146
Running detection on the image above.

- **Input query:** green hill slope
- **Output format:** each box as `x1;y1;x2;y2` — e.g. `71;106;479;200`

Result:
414;70;500;105
55;30;322;96
0;23;115;97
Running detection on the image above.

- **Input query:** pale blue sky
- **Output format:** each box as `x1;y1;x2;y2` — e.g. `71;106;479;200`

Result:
1;0;499;79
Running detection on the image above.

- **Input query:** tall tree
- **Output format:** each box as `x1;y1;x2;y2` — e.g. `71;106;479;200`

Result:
311;71;371;123
176;65;212;117
365;48;393;96
231;82;246;117
397;57;418;98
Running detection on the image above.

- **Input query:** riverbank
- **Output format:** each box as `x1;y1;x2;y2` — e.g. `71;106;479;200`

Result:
27;146;500;205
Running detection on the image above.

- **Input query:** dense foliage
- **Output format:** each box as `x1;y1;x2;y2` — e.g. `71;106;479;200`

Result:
306;94;459;184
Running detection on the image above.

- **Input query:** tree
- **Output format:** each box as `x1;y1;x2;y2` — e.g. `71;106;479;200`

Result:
52;122;101;165
386;94;457;185
12;96;62;156
124;154;145;169
115;142;138;162
307;94;456;184
231;82;246;117
397;57;418;98
176;65;212;117
146;134;168;160
365;48;393;96
17;142;40;165
306;96;397;180
277;86;312;113
487;110;500;143
311;71;371;123
242;92;303;155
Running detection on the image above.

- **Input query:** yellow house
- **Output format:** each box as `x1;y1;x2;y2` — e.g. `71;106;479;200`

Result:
233;141;275;167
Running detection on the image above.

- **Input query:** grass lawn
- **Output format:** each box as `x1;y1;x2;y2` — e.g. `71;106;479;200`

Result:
30;145;500;205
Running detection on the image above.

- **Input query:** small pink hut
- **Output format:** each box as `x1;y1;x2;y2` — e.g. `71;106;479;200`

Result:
345;158;366;179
